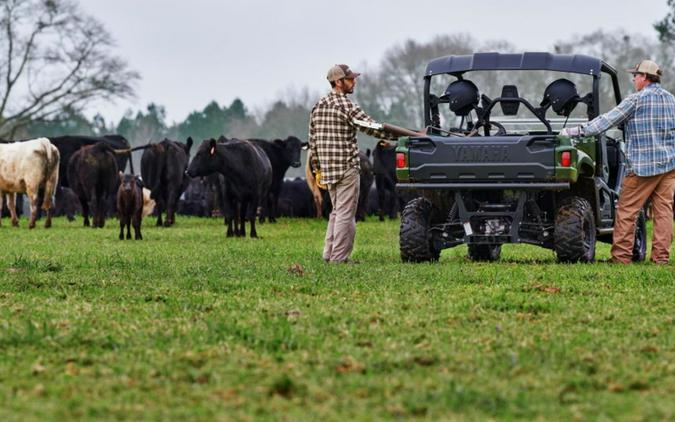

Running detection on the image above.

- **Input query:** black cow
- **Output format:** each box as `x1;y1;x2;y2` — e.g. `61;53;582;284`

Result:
140;137;193;226
372;140;400;220
277;178;315;218
52;187;81;221
187;138;272;238
178;177;216;217
67;143;118;228
249;136;306;223
357;149;374;221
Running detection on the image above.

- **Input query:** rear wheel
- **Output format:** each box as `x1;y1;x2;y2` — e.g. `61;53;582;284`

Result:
632;210;647;262
400;198;440;262
467;244;502;262
554;196;596;263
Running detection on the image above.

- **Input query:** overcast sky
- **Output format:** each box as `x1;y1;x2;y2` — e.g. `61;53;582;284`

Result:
81;0;669;124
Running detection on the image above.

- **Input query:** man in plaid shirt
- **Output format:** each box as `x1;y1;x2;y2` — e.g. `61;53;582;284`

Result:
562;60;675;264
308;64;397;263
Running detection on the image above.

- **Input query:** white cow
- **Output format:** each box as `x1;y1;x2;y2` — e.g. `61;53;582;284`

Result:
304;150;325;218
0;137;60;229
142;187;156;218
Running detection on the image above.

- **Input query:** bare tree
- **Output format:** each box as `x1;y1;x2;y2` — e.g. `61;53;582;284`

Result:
0;0;139;138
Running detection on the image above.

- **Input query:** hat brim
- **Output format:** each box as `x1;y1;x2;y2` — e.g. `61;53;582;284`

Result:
343;72;361;79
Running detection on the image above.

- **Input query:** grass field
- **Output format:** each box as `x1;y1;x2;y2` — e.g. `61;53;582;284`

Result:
0;215;673;421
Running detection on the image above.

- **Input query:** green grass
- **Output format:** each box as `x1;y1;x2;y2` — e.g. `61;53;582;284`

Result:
0;215;673;421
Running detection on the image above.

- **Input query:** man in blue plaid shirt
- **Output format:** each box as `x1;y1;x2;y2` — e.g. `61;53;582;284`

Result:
562;60;675;264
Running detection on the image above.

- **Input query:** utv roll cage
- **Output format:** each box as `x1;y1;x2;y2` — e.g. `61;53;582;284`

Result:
423;52;622;130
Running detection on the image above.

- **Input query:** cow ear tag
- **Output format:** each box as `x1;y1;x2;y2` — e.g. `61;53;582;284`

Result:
210;146;215;156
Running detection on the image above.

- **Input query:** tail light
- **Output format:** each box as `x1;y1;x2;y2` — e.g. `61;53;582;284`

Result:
561;151;571;167
396;152;407;169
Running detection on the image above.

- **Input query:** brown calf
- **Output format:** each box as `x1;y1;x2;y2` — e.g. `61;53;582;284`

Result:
116;172;144;240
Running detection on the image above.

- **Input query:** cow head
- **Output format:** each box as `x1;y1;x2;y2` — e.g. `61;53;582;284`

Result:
119;171;136;193
186;138;219;178
276;136;304;168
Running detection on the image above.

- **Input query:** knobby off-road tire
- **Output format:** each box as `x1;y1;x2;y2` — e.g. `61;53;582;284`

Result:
400;198;440;262
467;244;502;262
554;196;596;263
632;210;647;262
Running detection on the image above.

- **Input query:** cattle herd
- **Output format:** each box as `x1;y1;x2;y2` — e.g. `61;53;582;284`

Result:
0;134;413;239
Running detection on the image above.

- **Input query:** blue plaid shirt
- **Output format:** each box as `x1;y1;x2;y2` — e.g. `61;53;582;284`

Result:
583;83;675;177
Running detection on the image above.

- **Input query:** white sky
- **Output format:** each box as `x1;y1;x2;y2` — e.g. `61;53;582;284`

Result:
80;0;669;124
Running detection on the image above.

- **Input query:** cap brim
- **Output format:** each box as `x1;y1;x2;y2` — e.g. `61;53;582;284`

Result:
626;68;640;74
344;72;361;79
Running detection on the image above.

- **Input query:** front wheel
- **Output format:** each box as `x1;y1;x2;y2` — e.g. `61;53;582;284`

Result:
467;244;502;262
554;196;596;263
400;198;440;262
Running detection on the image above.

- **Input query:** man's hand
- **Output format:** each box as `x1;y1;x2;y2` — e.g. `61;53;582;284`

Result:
314;170;327;190
560;126;584;137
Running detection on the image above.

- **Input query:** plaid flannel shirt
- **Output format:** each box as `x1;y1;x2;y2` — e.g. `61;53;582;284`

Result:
308;92;394;185
583;83;675;177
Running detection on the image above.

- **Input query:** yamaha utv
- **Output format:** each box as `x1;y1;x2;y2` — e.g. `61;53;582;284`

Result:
396;52;646;263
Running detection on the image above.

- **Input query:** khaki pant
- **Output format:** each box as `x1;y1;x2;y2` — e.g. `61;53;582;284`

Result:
323;168;360;263
611;169;675;264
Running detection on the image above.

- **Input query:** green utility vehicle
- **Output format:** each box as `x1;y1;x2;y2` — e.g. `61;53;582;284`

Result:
396;52;646;263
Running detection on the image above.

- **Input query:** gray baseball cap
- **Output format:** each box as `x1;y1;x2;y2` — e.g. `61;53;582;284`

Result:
626;60;662;77
327;64;361;82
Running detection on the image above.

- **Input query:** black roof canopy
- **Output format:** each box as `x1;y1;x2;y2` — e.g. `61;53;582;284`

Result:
425;52;616;78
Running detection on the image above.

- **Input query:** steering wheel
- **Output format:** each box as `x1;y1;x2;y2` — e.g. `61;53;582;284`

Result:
486;121;507;136
469;120;507;136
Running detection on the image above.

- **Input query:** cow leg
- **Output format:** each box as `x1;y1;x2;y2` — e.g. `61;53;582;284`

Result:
238;202;244;236
80;194;90;227
313;192;323;218
119;216;125;240
156;198;164;226
164;189;176;227
376;185;386;222
89;188;100;227
258;193;270;224
7;193;19;227
126;216;131;239
268;192;277;223
249;218;257;238
44;207;53;228
26;189;39;229
41;191;53;229
223;198;235;237
232;201;241;236
241;200;254;238
133;211;142;240
225;217;235;237
93;193;102;228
